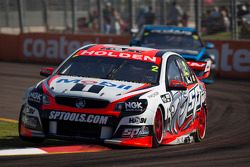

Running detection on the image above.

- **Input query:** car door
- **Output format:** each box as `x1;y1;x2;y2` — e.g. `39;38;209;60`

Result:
176;58;202;130
165;55;187;134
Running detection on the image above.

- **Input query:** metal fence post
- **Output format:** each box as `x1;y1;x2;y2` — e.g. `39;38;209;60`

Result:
231;0;238;40
42;0;49;32
71;0;76;33
97;0;103;33
129;0;133;29
17;0;24;33
160;0;164;24
5;0;10;27
195;0;201;34
63;0;68;31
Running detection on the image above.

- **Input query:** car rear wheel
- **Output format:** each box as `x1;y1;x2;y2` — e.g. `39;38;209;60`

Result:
194;106;207;142
152;107;164;148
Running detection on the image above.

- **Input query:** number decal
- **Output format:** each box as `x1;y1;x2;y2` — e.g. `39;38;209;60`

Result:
151;66;159;72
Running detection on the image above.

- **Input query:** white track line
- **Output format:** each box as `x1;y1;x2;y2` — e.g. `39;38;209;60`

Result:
0;148;47;156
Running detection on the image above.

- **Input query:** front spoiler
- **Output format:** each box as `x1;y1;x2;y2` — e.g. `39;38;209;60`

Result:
20;121;154;148
105;136;153;148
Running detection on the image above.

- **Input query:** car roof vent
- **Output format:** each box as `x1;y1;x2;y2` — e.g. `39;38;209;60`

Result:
101;47;143;54
155;50;166;57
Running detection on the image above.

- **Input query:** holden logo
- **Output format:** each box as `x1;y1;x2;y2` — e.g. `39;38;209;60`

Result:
75;99;86;108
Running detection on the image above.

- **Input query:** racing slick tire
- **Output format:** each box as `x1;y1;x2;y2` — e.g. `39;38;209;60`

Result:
152;107;164;148
194;106;207;142
18;108;44;143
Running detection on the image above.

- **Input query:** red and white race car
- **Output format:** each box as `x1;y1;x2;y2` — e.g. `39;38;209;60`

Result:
19;44;207;148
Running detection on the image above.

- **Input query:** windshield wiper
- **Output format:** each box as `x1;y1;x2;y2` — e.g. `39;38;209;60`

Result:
106;60;127;79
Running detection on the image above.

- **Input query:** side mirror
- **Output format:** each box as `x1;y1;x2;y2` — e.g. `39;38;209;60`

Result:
130;28;139;35
169;80;187;90
205;42;214;49
40;67;54;77
129;39;141;46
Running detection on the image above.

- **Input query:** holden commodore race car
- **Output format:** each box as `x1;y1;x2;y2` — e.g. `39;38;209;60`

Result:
130;25;216;84
19;44;208;148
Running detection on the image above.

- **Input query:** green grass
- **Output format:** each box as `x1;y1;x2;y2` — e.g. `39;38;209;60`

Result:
0;121;18;139
203;32;231;40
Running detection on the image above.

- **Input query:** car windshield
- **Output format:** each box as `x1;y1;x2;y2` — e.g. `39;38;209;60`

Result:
140;31;202;51
57;56;161;84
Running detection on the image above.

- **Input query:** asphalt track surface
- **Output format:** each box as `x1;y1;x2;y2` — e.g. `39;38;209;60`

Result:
0;62;250;167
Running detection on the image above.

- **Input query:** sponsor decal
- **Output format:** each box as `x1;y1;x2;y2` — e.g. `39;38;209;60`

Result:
80;80;98;85
151;29;192;35
99;81;132;90
187;85;201;117
187;61;206;69
23;36;88;59
209;43;250;73
56;79;132;90
122;126;149;138
125;102;143;111
148;92;159;98
161;94;171;103
129;117;147;124
79;50;157;63
28;92;42;103
48;111;109;125
56;79;80;84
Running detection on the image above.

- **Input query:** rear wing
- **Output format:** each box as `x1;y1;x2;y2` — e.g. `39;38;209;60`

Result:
186;61;211;80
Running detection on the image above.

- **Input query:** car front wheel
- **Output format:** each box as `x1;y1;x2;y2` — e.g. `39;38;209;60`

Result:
152;107;164;148
194;106;207;142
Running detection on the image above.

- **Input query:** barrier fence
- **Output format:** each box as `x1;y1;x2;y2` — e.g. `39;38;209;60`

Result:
1;0;250;40
0;33;249;79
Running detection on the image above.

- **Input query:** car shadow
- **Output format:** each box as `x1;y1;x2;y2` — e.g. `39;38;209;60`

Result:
0;135;103;150
0;135;146;150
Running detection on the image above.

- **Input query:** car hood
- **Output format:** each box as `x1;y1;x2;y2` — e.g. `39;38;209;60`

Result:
46;75;151;102
165;48;206;61
166;49;199;55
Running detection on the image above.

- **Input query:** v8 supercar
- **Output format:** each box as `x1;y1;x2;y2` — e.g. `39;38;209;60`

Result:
19;44;208;148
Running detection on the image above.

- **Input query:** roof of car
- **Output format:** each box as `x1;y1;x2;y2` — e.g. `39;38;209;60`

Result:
75;44;170;64
143;25;197;33
82;44;162;57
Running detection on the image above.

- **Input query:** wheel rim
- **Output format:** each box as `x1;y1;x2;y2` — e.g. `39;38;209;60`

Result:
154;108;163;143
198;108;206;139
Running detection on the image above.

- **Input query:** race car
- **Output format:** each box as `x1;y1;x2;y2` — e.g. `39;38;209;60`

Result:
130;25;216;84
19;44;208;148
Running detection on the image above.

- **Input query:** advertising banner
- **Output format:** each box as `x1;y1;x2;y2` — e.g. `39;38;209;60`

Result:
208;40;250;79
0;33;249;79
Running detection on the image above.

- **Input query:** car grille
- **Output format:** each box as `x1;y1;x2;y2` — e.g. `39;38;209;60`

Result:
55;96;109;108
56;121;102;138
